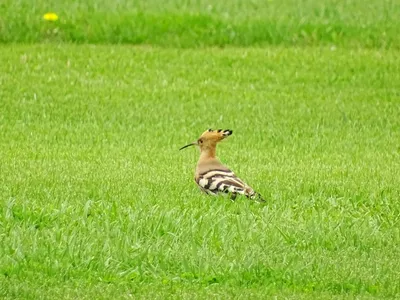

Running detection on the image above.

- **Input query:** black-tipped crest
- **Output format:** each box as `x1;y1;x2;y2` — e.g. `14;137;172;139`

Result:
223;129;232;136
180;128;233;151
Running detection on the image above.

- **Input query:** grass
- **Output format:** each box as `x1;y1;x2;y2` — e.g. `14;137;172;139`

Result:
0;44;399;299
1;0;400;47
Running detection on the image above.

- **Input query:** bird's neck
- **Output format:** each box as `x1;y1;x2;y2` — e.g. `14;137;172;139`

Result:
199;147;216;160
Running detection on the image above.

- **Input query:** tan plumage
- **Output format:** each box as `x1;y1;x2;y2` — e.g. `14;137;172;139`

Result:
180;129;265;202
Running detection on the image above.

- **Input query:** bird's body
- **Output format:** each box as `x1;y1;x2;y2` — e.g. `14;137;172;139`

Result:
180;129;265;202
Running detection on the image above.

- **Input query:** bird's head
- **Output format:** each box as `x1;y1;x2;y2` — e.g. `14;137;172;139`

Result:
179;129;232;151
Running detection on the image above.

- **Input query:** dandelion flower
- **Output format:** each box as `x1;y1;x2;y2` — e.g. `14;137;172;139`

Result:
43;13;59;21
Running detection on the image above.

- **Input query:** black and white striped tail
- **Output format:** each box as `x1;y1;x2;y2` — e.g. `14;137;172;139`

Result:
196;169;266;202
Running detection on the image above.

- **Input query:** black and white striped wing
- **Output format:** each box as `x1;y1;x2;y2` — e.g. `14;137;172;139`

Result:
196;169;251;198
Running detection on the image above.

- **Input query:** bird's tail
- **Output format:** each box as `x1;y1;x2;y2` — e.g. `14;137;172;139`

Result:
254;192;266;203
247;190;266;203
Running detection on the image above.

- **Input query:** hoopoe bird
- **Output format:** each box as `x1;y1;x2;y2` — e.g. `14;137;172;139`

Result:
180;129;265;202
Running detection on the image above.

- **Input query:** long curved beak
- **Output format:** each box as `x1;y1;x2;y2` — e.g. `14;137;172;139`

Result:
179;142;196;150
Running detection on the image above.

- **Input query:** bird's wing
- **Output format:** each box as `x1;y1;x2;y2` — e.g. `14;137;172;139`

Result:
196;169;251;196
195;160;265;202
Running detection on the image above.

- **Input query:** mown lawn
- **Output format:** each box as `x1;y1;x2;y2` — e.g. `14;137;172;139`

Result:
0;45;399;299
1;0;400;47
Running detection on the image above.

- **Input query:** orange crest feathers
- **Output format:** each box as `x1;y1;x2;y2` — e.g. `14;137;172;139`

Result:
199;128;232;142
179;129;232;150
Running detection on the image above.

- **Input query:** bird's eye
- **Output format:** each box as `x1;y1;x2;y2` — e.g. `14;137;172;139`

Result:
198;139;203;144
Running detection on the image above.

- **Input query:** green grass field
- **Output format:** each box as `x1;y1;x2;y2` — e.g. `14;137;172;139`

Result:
1;0;400;299
2;0;400;47
1;45;399;299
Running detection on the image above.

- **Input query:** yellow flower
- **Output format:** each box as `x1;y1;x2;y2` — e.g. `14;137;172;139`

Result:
43;13;59;21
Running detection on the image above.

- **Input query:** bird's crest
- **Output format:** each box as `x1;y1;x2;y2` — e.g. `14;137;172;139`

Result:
179;129;232;150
